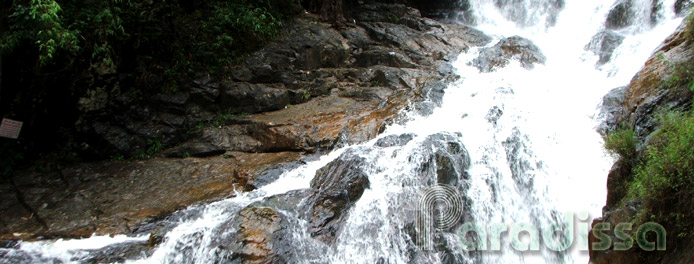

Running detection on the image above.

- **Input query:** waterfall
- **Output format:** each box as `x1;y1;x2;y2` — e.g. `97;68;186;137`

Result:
1;1;685;263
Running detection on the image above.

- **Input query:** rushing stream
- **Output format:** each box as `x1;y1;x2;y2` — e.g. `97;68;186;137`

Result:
1;0;686;263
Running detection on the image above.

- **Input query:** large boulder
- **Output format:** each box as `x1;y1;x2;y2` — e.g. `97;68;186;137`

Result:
472;36;546;72
308;149;371;244
586;31;625;66
231;206;290;263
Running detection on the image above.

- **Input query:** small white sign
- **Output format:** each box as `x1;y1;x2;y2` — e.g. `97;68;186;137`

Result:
0;118;23;139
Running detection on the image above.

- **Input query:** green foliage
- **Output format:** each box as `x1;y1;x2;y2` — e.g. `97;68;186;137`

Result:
604;126;637;162
301;91;311;100
3;0;294;88
626;110;694;239
135;139;163;159
371;78;383;87
1;0;79;67
386;13;399;23
194;1;283;73
214;110;235;127
110;154;125;161
663;61;694;90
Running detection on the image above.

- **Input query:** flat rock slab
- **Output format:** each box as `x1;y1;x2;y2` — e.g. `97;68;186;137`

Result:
0;152;301;240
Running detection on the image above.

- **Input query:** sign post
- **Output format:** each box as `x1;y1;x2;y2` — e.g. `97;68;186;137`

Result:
0;118;23;139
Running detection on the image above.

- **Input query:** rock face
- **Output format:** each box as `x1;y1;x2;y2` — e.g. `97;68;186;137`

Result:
419;133;471;187
77;3;489;159
606;0;637;29
605;0;662;29
0;3;489;241
203;150;371;263
621;21;694;139
472;36;546;72
590;15;694;264
409;0;474;20
0;4;490;241
217;134;474;263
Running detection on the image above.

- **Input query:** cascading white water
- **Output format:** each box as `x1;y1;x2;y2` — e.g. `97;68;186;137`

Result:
1;1;685;263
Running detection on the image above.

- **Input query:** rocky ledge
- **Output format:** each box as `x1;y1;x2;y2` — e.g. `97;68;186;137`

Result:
0;3;490;240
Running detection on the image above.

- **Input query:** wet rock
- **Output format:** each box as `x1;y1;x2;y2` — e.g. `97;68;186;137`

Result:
503;128;535;191
605;0;662;29
597;86;626;136
586;31;625;66
209;191;318;264
606;0;635;29
418;133;471;187
452;25;493;47
248;161;305;190
309;149;370;244
494;0;565;27
81;241;151;263
147;224;174;247
472;36;546;72
231;206;289;263
375;133;415;147
486;106;504;125
675;0;693;15
413;79;449;116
